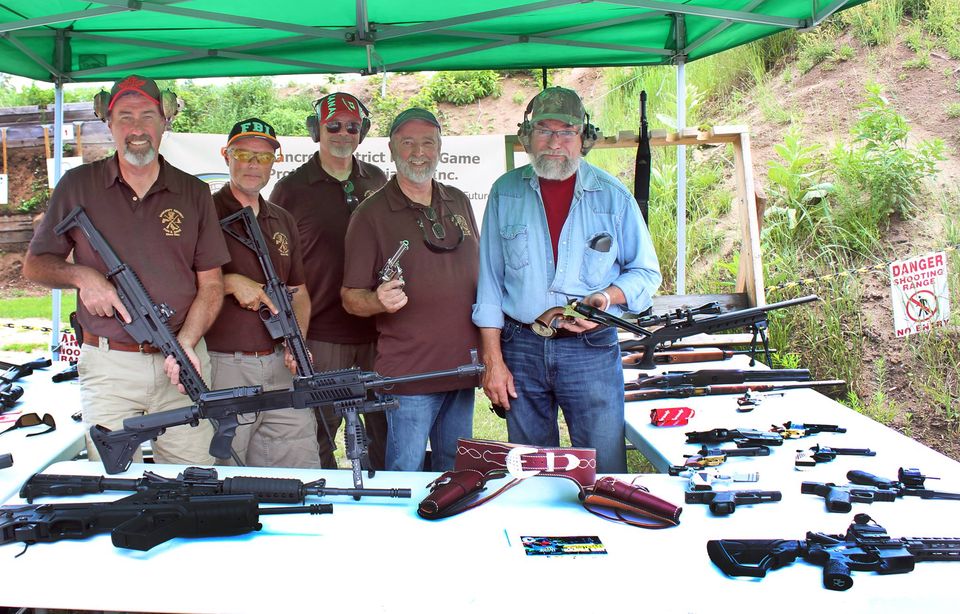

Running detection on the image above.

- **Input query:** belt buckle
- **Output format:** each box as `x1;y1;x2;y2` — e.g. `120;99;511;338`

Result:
505;446;541;479
138;343;148;353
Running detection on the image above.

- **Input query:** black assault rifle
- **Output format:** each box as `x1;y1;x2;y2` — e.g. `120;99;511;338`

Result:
1;491;329;551
707;513;960;590
54;207;209;402
574;294;819;369
219;206;313;377
20;465;410;503
91;354;485;484
1;356;51;409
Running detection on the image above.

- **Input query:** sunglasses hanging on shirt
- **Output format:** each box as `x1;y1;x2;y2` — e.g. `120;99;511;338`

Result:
341;180;360;211
413;206;464;253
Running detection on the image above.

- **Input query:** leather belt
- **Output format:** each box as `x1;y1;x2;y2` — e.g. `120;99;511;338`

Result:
83;332;161;354
418;438;682;529
505;316;579;339
236;347;278;357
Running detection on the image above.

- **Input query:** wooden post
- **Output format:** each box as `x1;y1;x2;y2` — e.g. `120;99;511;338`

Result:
1;126;7;175
42;125;51;159
74;122;84;159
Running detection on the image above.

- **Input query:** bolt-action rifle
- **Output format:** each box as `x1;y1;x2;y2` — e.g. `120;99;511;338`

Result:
574;295;819;369
20;465;411;503
1;491;329;552
707;513;960;590
626;368;810;391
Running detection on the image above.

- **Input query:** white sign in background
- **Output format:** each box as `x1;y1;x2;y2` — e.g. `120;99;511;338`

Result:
46;156;84;189
0;174;7;205
160;132;509;224
889;251;951;338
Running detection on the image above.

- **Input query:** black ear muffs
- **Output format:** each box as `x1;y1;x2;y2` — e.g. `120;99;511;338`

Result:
306;94;372;143
94;89;180;123
516;97;601;156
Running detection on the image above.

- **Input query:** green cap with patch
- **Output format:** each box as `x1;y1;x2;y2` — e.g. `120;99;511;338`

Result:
528;87;585;126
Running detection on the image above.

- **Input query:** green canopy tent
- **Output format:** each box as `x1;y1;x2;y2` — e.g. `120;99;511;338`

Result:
0;0;869;355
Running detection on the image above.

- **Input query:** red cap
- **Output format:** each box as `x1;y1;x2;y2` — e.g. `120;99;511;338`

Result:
108;75;162;110
315;92;365;123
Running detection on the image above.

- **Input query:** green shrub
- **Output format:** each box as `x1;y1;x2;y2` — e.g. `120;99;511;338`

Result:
17;178;49;214
425;70;502;106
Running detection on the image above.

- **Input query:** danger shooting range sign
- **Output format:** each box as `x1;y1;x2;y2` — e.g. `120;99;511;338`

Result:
889;251;951;338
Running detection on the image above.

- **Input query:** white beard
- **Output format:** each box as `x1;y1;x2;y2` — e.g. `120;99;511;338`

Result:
122;145;157;168
532;152;578;180
327;143;356;158
395;156;438;184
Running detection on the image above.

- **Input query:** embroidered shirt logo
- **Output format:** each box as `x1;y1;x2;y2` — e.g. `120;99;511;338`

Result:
273;232;290;256
452;214;472;236
159;208;184;237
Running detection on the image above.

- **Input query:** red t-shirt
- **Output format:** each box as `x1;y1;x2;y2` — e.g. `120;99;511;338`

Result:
539;174;576;261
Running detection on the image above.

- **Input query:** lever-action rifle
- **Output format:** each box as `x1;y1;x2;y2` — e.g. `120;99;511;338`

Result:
626;368;810;390
575;295;819;369
625;379;845;402
1;491;329;551
20;465;411;503
91;354;485;483
55;206;209;402
622;347;774;367
707;513;960;590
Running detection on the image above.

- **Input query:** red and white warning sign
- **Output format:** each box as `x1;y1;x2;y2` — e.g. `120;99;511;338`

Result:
889;251;951;338
58;330;81;363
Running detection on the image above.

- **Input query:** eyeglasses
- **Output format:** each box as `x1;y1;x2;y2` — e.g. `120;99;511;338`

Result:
341;180;360;211
532;127;581;141
325;121;362;135
413;206;465;253
0;412;56;437
224;148;278;164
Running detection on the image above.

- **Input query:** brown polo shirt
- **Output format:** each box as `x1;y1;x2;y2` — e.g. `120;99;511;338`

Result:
204;185;306;353
343;177;480;395
29;154;230;343
270;153;387;344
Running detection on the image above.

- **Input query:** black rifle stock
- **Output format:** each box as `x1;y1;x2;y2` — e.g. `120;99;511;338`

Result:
1;356;51;408
218;207;313;376
20;465;411;503
91;355;485;485
54;206;208;401
707;513;960;590
1;491;329;551
581;295;819;369
634;90;651;224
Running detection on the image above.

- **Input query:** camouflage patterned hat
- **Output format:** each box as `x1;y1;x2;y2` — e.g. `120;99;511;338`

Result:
528;87;585;126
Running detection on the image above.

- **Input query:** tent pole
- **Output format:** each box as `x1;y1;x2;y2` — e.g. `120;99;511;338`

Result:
675;59;687;294
50;80;64;360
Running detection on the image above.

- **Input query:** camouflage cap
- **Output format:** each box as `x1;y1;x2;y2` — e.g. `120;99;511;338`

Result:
528;87;585;126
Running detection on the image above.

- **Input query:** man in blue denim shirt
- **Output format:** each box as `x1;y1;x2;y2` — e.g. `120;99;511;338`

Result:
472;87;661;473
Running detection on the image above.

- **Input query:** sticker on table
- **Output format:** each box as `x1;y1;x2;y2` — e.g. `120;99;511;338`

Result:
521;535;607;556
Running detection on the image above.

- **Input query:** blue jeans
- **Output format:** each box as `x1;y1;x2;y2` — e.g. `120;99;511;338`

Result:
385;388;475;471
500;320;627;473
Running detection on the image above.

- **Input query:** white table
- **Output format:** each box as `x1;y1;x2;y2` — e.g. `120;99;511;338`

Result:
1;461;959;613
0;360;85;502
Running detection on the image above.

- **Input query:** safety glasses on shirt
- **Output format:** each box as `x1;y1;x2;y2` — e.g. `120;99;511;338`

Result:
0;412;56;437
341;180;360;211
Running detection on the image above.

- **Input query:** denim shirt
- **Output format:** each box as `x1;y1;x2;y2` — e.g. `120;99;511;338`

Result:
472;160;662;328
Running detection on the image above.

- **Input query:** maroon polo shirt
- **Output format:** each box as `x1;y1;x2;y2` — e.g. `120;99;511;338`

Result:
343;177;480;395
29;154;230;343
270;153;387;345
204;185;306;353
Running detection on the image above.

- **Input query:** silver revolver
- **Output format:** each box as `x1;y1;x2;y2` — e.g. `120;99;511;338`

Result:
378;240;409;284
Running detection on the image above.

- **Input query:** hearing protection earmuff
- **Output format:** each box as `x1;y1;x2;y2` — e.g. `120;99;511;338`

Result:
516;94;600;156
306;93;372;144
93;88;181;123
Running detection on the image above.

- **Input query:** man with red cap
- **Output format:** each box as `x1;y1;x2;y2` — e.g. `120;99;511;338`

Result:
24;74;230;466
270;92;389;469
206;117;321;467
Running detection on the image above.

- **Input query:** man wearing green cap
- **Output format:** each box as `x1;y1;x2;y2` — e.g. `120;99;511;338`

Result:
206;117;321;467
473;87;662;473
341;108;481;472
24;74;230;466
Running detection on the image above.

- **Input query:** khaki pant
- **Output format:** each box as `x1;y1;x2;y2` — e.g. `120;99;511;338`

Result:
79;337;215;466
308;339;387;470
209;348;321;468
